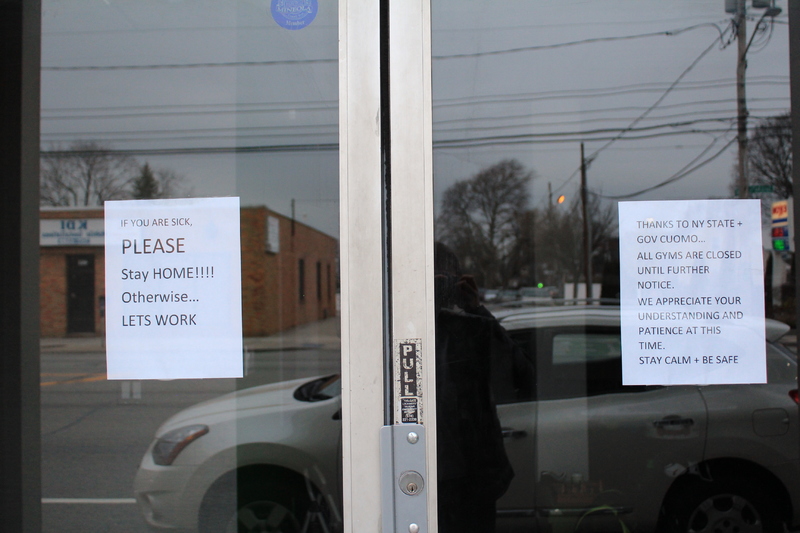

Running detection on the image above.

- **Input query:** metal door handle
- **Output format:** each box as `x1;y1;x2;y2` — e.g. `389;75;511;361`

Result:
653;417;694;428
501;428;527;439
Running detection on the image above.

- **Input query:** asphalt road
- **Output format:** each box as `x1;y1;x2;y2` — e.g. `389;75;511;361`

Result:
40;319;341;533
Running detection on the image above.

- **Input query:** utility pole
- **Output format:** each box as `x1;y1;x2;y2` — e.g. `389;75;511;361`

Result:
736;0;749;199
726;0;781;197
581;142;593;301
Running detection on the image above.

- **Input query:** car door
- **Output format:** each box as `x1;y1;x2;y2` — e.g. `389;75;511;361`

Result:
698;342;800;507
532;326;708;532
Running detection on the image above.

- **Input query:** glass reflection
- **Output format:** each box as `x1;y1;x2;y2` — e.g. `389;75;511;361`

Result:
40;1;340;532
431;1;797;532
434;242;533;533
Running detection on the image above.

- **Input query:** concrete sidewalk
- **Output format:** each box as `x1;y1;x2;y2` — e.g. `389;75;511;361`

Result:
41;316;342;354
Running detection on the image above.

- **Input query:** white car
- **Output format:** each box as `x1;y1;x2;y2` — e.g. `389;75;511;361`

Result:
134;374;343;533
134;307;799;533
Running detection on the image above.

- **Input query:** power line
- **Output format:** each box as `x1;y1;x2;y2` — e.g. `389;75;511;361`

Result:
544;27;733;198
40;22;729;71
600;136;738;200
434;77;788;109
42;104;337;121
39;117;735;143
40;128;735;153
41;143;339;156
43;23;337;37
42;99;337;112
40;95;788;126
432;99;787;127
40;104;789;145
38;100;788;145
42;109;789;140
433;81;770;110
40;75;787;115
40;125;740;157
40;92;788;125
44;16;730;38
438;119;733;144
432;110;785;135
434;15;733;32
554;26;733;201
434;128;736;149
42;124;340;138
42;132;338;144
432;22;727;60
42;58;337;71
585;30;729;164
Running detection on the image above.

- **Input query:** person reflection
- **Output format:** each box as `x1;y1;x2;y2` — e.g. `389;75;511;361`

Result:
435;242;533;533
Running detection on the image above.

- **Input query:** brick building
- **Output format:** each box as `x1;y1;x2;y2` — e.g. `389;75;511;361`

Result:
40;205;338;338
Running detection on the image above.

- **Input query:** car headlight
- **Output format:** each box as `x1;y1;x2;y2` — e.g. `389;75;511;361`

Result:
152;425;209;466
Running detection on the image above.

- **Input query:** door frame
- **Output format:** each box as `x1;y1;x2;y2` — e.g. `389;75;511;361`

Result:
338;1;392;530
339;0;438;530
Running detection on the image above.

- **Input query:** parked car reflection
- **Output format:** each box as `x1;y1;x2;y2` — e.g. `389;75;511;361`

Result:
134;307;798;533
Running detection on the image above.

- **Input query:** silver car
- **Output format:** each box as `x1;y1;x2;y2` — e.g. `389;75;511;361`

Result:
134;307;799;533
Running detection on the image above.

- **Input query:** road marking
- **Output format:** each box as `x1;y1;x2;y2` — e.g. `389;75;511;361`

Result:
42;498;137;505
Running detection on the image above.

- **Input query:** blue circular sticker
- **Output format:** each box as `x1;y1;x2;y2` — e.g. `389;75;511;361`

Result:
271;0;318;31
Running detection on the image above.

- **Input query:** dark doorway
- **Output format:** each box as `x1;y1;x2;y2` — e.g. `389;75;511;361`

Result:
67;255;95;333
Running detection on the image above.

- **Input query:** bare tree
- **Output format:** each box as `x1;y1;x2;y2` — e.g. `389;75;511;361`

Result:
748;112;792;198
436;158;619;292
437;159;534;288
40;141;139;206
41;144;194;206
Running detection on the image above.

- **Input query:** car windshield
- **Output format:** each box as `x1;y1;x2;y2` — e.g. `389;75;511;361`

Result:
294;375;342;402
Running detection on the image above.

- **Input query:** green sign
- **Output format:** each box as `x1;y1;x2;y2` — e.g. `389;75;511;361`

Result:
773;238;789;251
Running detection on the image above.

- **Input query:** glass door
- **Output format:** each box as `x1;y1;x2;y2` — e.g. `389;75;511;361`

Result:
38;2;354;532
18;0;800;532
424;1;798;533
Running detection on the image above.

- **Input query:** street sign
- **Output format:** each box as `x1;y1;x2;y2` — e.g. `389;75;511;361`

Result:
733;185;774;196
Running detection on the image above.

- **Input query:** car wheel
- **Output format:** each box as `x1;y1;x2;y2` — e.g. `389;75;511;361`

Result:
200;475;314;533
662;478;782;533
224;499;302;533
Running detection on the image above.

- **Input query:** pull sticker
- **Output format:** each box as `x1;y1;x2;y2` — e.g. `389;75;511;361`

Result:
394;340;423;424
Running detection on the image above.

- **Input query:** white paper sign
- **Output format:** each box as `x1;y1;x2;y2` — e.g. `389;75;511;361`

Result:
104;197;243;380
619;200;765;385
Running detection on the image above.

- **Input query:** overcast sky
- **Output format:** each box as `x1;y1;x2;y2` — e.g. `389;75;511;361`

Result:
431;0;789;213
40;0;790;236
